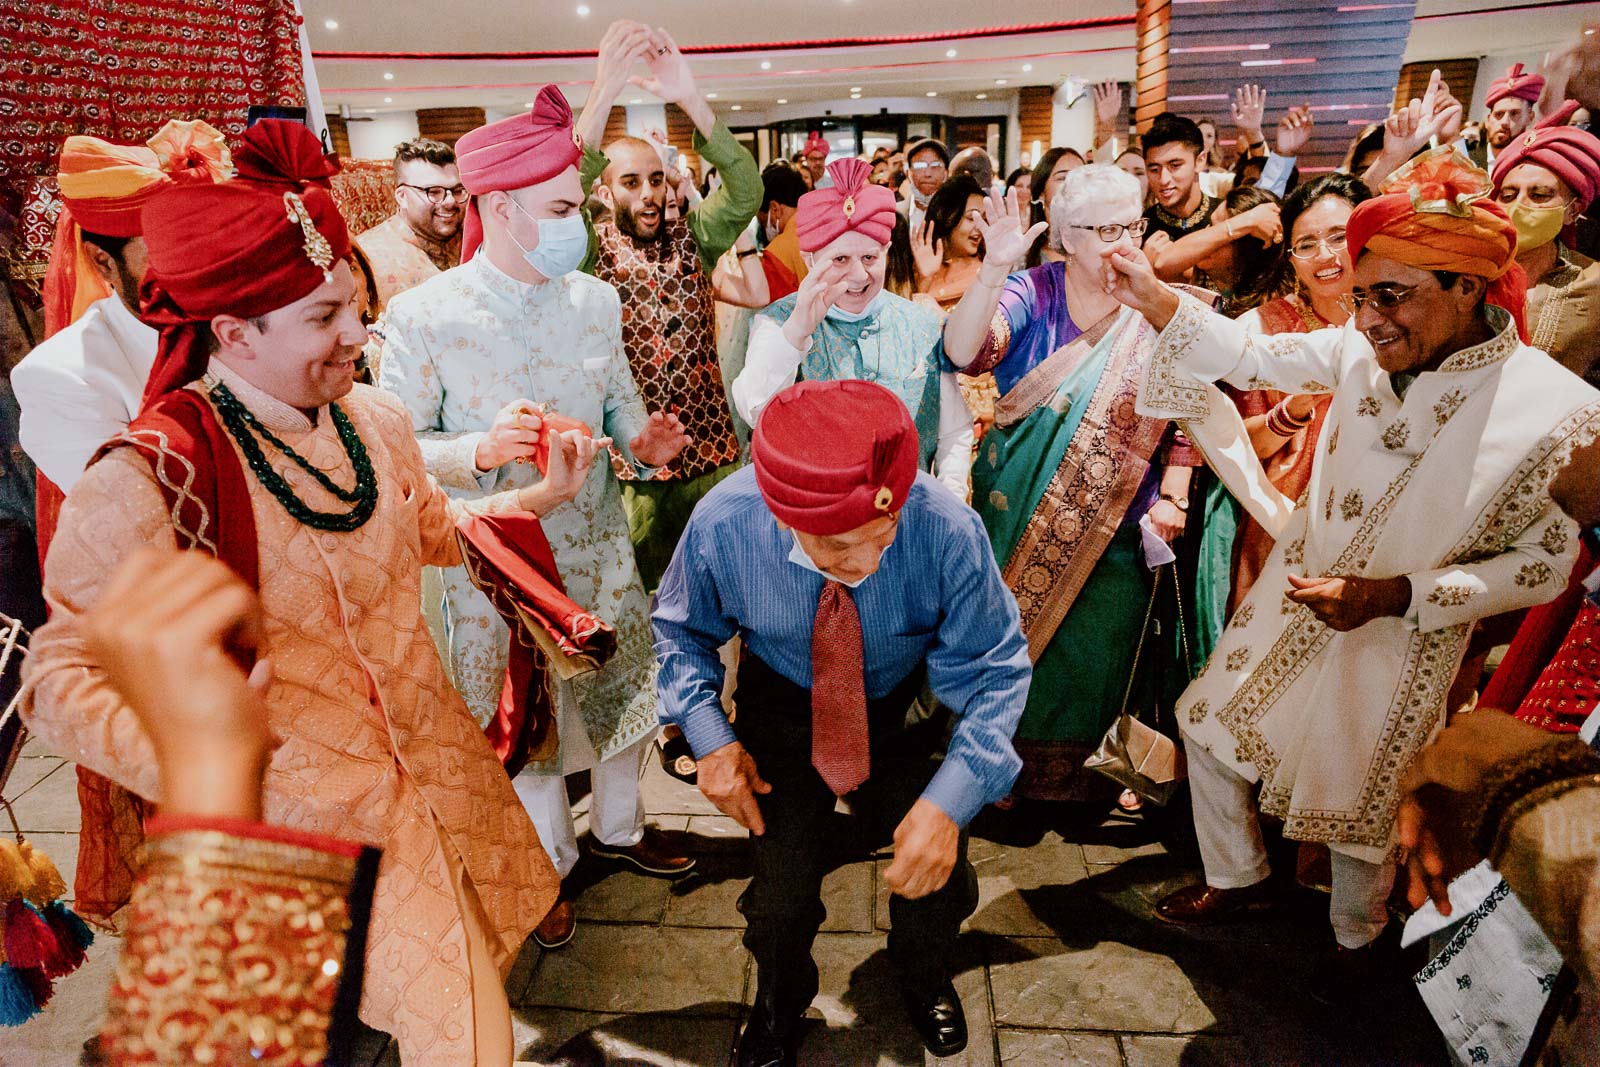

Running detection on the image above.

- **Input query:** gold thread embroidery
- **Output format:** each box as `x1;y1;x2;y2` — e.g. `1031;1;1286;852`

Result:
1340;489;1365;521
1381;420;1411;451
1540;521;1571;556
1356;397;1381;417
1426;583;1475;608
1225;647;1252;672
1515;560;1556;588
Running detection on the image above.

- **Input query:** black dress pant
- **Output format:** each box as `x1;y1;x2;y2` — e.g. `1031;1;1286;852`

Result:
731;653;979;1030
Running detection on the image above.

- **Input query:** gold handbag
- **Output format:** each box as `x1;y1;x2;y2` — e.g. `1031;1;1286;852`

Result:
1083;564;1190;806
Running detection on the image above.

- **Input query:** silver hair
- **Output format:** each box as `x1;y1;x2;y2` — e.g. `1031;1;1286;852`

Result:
1049;164;1144;252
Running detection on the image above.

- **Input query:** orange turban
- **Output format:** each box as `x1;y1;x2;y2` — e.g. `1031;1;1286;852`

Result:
1346;146;1528;341
43;120;231;337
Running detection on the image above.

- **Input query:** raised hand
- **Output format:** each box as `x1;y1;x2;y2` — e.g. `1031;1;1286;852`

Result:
594;20;652;99
632;27;697;105
978;187;1048;271
475;398;544;472
1379;69;1460;171
1093;80;1123;130
781;259;852;348
1230;202;1283;244
1276;105;1314;157
629;409;692;468
1232;84;1268;141
912;221;945;285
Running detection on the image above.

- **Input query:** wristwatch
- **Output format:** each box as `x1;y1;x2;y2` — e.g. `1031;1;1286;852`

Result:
1159;493;1190;511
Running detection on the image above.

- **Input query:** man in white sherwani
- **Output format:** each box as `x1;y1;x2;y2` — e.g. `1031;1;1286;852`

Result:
1107;147;1600;998
380;85;694;950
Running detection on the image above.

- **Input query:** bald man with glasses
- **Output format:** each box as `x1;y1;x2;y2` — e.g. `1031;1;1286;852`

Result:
357;137;466;313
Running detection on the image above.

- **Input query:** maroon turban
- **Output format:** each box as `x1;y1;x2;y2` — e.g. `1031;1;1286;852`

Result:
752;379;918;536
795;159;898;253
1486;63;1545;108
138;119;352;404
1491;100;1600;206
455;84;584;261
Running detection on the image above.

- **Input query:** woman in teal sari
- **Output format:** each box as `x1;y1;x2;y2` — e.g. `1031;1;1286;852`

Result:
941;165;1202;801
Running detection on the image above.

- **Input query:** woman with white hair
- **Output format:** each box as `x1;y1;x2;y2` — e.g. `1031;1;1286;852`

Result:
939;164;1203;803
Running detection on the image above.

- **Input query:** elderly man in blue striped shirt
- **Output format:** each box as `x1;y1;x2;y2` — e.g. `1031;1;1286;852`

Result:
652;379;1031;1065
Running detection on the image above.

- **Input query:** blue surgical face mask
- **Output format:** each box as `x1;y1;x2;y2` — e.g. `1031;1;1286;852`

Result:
825;289;888;324
506;198;589;279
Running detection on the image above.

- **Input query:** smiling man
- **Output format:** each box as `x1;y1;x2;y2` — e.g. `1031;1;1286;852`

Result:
20;120;607;1064
732;157;973;500
355;137;464;313
1108;145;1600;1003
573;20;762;590
1142;112;1221;244
652;379;1030;1064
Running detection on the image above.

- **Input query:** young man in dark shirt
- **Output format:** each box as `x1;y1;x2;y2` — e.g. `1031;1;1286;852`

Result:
1143;112;1221;243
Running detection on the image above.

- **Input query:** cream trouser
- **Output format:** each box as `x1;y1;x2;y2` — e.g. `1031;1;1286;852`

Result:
1185;738;1395;949
513;733;651;879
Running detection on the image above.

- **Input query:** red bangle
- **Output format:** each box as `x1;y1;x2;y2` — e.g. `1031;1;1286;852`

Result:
1266;399;1311;436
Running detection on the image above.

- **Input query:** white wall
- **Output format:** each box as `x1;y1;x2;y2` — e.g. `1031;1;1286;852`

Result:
345;111;421;160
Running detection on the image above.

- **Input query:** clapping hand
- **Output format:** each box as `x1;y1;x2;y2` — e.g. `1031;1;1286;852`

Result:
629;410;691;468
978;187;1047;271
1276;105;1314;157
594;20;654;99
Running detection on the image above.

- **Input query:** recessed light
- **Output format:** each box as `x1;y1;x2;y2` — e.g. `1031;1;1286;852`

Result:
706;92;718;99
384;96;392;103
383;71;394;80
524;101;535;108
850;87;861;93
945;49;957;58
323;18;339;30
995;79;1008;85
731;105;742;111
777;99;788;104
851;93;861;100
629;98;643;105
1022;64;1033;72
362;108;377;114
760;61;771;70
575;3;590;14
926;91;937;97
975;93;987;100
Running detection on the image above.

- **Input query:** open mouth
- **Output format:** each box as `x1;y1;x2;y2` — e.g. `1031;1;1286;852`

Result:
1313;267;1343;282
1364;329;1402;350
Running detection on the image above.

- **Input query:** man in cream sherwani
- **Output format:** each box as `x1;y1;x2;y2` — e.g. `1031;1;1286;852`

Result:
380;85;695;950
1107;147;1600;999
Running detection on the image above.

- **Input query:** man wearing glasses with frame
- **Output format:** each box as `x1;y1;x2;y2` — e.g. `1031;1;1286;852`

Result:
1108;144;1600;1003
356;137;466;313
898;138;950;236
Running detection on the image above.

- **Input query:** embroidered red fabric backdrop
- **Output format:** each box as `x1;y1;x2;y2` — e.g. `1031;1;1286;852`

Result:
2;0;307;292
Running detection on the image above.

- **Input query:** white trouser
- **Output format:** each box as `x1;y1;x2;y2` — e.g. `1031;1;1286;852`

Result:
513;734;650;879
1185;738;1395;949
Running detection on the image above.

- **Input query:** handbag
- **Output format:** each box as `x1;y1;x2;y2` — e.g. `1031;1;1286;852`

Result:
1083;564;1190;806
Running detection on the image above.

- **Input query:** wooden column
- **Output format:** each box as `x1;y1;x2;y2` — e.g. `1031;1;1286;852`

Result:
1017;86;1054;165
1395;58;1478;111
416;107;487;147
324;114;351;157
1134;0;1171;135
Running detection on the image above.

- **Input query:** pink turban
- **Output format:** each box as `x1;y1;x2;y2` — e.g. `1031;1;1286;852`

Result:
803;133;829;159
455;84;584;261
1491;100;1600;206
795;159;897;253
1486;63;1545;108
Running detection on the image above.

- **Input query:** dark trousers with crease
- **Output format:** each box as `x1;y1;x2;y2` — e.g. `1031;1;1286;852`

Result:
732;652;979;1030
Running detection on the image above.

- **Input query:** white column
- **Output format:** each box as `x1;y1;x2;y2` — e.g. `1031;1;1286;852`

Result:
1049;78;1096;158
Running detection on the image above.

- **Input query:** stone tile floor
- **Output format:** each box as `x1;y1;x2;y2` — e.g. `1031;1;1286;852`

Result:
2;735;1449;1067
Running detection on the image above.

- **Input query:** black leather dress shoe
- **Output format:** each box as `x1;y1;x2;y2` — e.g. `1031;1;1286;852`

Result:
902;980;967;1056
736;1004;798;1067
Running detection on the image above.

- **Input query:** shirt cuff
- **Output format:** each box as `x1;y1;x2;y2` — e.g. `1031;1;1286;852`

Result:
678;700;739;759
1258;151;1296;197
920;757;991;828
431;431;490;490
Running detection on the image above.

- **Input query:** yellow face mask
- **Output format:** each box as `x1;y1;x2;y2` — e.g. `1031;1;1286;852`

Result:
1509;202;1569;252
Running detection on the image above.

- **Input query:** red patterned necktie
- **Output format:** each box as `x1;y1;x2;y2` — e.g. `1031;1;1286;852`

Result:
812;579;871;796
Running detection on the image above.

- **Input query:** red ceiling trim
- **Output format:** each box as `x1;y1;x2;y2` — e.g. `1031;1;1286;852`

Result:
311;17;1136;62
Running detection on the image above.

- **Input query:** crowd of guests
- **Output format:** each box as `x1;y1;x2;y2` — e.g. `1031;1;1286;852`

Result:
7;14;1600;1067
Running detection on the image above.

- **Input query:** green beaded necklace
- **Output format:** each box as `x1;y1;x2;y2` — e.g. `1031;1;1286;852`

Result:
210;383;379;532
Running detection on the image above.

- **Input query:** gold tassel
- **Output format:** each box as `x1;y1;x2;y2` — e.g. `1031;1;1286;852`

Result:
18;843;64;907
0;841;31;904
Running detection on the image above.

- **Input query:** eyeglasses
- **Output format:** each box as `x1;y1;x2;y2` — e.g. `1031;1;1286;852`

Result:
1289;230;1348;260
1337;283;1422;316
399;183;470;205
1068;218;1149;242
910;161;947;172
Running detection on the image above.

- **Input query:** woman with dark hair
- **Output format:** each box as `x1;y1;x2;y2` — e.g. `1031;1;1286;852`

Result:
1004;166;1031;199
1024;147;1084;267
913;174;988;310
1202;185;1287;316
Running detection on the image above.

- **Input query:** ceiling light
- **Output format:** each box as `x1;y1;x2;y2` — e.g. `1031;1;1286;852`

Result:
851;93;861;100
524;101;536;108
975;93;987;100
383;71;394;80
323;18;339;30
945;49;957;58
706;92;718;99
850;87;861;93
629;98;643;105
760;61;771;70
995;79;1008;85
362;108;377;114
1022;64;1033;72
384;96;392;103
777;99;788;104
731;105;742;111
926;91;937;97
575;3;590;14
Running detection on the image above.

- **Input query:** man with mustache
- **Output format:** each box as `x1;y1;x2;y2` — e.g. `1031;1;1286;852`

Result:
574;19;762;590
356;138;465;315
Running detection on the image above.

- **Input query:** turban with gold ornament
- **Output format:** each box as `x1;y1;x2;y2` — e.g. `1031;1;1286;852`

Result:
794;159;898;253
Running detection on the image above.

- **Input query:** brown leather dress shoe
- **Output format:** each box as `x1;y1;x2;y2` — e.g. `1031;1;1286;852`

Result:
1154;880;1274;925
533;896;576;949
590;826;696;877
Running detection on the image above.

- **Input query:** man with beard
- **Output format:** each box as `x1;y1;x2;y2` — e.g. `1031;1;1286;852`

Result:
574;20;762;589
1469;64;1546;170
356;137;465;313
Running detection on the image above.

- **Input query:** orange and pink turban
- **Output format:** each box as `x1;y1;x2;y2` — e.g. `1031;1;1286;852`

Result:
795;159;897;252
455;85;584;261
